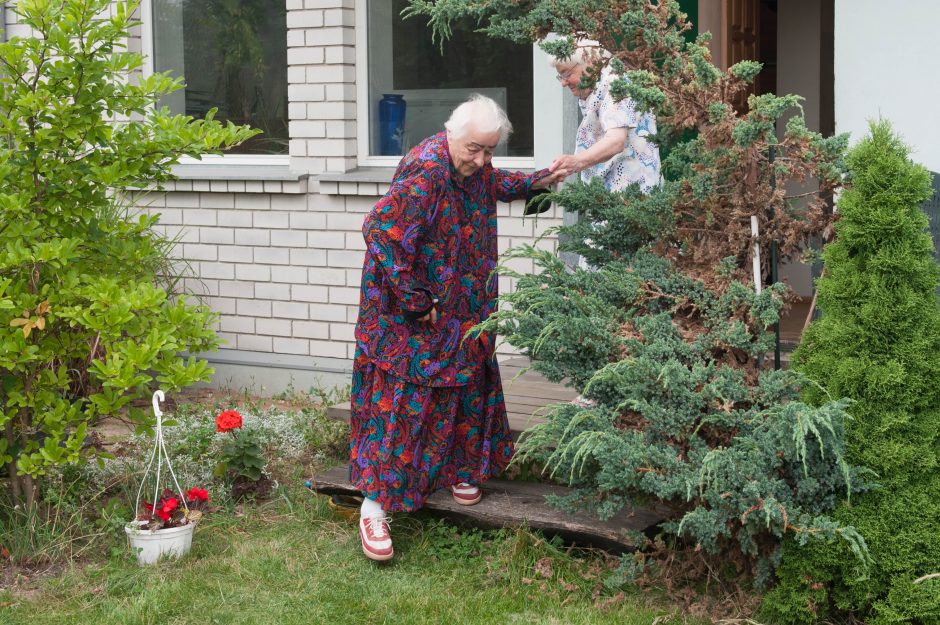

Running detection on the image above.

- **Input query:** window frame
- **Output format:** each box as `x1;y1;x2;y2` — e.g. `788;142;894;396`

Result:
139;0;291;167
353;0;563;170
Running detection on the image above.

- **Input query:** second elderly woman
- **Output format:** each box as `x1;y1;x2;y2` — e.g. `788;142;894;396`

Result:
548;39;662;193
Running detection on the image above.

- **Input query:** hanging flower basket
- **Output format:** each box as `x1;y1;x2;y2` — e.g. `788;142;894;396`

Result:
125;390;209;565
125;519;195;565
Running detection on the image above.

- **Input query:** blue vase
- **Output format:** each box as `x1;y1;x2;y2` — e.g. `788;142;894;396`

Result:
378;94;406;155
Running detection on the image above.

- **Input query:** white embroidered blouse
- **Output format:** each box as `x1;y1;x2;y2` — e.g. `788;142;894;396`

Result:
576;66;662;193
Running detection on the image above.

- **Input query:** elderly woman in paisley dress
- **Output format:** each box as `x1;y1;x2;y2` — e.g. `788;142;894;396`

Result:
350;94;563;561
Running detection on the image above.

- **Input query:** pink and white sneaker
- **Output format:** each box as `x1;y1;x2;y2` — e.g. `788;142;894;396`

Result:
450;482;482;506
359;515;393;561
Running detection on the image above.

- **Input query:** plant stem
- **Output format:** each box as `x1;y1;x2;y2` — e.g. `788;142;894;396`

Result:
5;423;22;500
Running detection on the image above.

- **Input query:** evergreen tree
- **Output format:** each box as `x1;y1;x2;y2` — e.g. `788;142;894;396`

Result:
405;0;866;583
761;121;940;624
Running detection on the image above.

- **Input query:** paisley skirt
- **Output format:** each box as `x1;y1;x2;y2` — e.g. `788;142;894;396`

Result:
348;347;514;512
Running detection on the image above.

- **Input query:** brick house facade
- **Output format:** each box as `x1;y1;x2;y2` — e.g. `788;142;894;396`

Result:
6;0;937;392
130;0;569;392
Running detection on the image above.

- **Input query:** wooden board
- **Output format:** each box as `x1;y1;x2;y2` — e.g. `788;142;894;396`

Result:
308;465;662;554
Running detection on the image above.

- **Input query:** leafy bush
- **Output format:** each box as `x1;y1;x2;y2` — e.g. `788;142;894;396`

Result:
406;0;865;583
0;0;257;506
760;122;940;624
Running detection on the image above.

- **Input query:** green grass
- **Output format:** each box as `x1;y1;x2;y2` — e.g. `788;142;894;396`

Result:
0;485;693;625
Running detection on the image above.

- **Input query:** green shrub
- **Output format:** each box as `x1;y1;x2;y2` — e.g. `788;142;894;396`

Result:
0;0;258;506
406;0;864;583
760;121;940;624
484;248;866;584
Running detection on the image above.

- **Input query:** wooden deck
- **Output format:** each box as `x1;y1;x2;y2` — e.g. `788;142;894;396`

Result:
326;357;579;439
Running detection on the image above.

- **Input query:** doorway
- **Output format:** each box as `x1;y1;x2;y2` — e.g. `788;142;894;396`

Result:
698;0;836;347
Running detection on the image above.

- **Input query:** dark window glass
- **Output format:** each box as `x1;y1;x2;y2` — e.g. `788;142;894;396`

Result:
367;0;534;157
152;0;288;155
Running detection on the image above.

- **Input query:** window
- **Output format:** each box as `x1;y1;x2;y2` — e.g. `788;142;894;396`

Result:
359;0;541;164
150;0;289;156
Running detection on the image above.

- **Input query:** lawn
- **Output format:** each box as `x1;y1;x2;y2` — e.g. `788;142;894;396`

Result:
0;390;700;625
0;484;691;625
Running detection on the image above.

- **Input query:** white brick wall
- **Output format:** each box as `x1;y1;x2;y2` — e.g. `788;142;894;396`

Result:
145;189;563;362
287;0;357;174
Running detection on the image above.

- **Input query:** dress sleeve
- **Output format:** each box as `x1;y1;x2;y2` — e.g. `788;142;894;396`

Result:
362;175;435;314
598;73;640;133
492;167;553;203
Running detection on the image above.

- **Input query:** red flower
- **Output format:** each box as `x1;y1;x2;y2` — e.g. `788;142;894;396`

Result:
140;486;210;530
186;487;209;502
216;410;243;433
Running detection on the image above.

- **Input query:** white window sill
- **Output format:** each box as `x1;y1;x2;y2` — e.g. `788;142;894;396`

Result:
172;163;306;182
318;167;397;185
136;164;310;194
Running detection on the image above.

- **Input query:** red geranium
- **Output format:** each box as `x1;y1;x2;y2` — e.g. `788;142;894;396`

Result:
137;487;211;530
215;409;267;493
216;410;243;433
156;497;178;521
185;487;209;502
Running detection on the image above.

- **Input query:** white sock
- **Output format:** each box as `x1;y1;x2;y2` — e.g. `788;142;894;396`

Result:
360;496;385;519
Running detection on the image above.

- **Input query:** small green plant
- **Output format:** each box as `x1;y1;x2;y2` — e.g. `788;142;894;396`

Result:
761;121;940;624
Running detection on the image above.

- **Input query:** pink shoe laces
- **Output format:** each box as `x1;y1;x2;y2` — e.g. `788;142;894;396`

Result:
365;516;389;539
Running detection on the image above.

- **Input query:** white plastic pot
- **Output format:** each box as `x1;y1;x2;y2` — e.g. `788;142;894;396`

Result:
125;520;195;565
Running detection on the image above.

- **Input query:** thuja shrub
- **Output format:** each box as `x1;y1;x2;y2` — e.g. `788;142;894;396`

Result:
0;0;258;507
760;122;940;624
406;0;866;582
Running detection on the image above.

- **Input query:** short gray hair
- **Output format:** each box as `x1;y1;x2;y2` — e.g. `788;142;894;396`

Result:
548;38;609;70
444;94;513;144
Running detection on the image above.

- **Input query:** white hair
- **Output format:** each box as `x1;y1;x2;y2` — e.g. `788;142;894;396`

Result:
547;38;609;70
444;94;513;144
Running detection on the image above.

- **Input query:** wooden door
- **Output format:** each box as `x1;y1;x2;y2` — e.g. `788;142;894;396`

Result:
721;0;760;110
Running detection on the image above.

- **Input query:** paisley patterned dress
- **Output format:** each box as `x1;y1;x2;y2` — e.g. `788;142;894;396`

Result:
350;131;549;512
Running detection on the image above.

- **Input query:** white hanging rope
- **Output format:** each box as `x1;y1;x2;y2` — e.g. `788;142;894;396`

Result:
133;390;189;526
751;215;762;295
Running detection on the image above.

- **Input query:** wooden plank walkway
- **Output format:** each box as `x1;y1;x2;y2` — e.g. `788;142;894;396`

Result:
326;357;578;439
308;465;661;553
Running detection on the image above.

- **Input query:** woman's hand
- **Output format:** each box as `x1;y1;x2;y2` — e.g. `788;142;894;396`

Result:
418;298;439;323
531;169;567;189
549;154;585;179
549;128;629;178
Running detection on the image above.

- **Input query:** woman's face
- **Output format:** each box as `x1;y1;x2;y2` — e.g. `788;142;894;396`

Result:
448;128;501;181
556;63;591;99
